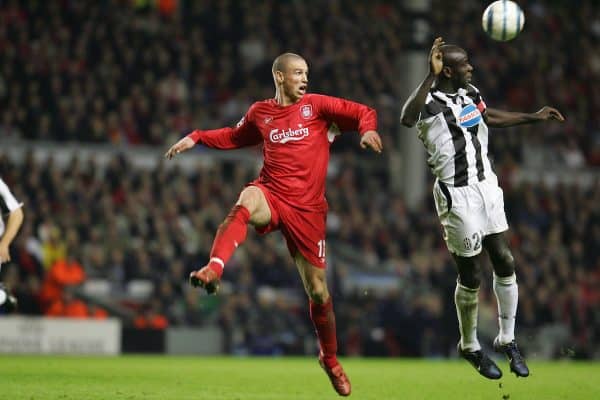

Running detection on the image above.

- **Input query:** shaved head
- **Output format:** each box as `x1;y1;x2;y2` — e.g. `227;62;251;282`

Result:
271;52;308;105
440;45;467;67
436;44;473;89
272;53;306;75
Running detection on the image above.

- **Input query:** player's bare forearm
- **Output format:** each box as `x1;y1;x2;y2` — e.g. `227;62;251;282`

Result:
401;37;444;127
0;208;23;262
165;136;195;159
484;108;539;127
485;106;565;128
400;73;437;127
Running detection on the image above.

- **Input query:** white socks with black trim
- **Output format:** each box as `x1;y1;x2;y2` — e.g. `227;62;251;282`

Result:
493;273;518;344
455;282;481;352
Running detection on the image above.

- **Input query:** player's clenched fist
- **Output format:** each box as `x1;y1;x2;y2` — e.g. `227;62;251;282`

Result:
360;130;383;153
165;136;195;159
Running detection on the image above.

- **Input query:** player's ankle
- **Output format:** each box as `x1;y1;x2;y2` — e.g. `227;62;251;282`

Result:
207;258;224;278
321;353;338;369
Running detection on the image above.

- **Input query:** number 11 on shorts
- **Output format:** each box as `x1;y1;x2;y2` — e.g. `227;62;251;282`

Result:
317;239;326;259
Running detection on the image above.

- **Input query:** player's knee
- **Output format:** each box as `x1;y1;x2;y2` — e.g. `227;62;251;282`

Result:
458;273;480;289
493;248;515;277
454;255;481;289
305;278;329;304
457;267;481;289
237;187;262;213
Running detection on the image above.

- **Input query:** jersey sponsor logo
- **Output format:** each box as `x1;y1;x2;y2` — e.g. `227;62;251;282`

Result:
300;104;313;119
269;127;310;143
458;104;482;128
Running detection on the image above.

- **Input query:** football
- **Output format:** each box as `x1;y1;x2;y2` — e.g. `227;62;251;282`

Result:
482;0;525;41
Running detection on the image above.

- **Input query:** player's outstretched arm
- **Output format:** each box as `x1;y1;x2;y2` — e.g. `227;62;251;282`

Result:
359;130;383;153
400;37;444;127
484;106;565;128
165;136;196;159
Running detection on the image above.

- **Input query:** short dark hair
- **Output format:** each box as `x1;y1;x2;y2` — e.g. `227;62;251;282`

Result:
440;45;467;67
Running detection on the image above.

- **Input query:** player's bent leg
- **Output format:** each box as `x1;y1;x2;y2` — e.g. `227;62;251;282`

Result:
237;186;272;227
484;233;529;377
190;186;272;294
295;254;350;396
452;254;483;351
295;252;330;304
453;253;482;289
452;253;502;379
483;233;515;277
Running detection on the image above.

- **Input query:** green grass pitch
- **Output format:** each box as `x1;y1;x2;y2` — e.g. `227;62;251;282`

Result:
1;356;597;399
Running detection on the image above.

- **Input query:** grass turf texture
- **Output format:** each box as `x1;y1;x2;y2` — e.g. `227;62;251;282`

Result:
0;356;597;399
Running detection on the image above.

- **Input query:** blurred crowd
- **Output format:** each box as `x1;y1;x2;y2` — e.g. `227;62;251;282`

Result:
0;151;598;358
0;0;599;358
0;0;599;166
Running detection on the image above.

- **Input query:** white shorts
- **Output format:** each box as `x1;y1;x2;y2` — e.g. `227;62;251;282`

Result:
432;177;508;257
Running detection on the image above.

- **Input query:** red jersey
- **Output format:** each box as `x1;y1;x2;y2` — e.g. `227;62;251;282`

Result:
188;94;377;211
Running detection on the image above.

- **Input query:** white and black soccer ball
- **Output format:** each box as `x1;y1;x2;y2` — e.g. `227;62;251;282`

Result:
482;0;525;41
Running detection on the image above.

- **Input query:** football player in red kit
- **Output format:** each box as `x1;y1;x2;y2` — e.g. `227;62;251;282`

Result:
165;53;382;396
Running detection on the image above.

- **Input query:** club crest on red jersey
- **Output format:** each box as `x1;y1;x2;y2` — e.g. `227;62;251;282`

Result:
300;104;313;119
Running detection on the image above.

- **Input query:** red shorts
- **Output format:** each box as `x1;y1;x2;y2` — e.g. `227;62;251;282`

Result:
249;183;327;269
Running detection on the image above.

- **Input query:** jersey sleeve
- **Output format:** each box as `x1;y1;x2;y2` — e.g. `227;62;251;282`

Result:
467;84;487;114
416;92;442;128
0;178;23;215
187;105;263;149
312;94;377;135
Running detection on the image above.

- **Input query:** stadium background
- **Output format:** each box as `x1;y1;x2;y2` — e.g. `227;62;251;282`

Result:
0;0;598;363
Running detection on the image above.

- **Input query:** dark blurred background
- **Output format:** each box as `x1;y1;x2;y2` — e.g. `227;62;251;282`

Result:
0;0;598;359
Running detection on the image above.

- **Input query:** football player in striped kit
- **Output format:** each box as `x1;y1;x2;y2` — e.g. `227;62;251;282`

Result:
401;37;564;379
0;177;24;313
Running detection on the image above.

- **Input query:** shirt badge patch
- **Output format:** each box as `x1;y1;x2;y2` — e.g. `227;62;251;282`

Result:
458;104;482;128
264;116;273;125
300;104;313;119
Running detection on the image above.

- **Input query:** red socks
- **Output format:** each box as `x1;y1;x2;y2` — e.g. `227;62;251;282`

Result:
207;205;250;278
310;298;338;368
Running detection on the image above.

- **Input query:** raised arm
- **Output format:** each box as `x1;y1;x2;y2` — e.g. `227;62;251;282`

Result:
400;37;444;127
484;106;565;128
165;110;263;159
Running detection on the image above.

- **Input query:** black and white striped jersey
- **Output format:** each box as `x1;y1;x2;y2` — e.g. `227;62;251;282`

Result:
0;178;23;237
416;84;494;187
